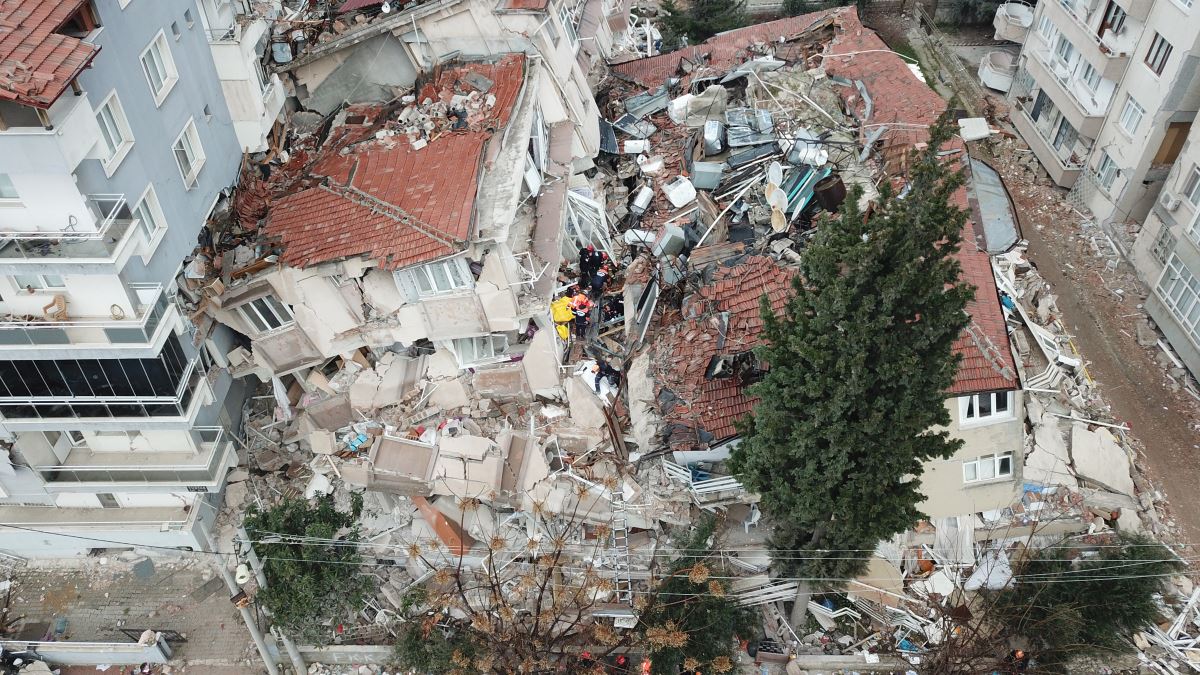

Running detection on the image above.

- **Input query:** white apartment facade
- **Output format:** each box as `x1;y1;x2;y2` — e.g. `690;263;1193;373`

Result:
0;0;268;557
1007;0;1200;225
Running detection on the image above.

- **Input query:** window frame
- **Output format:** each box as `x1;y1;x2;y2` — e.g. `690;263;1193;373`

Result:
132;185;168;260
959;391;1014;426
0;173;20;204
1117;95;1144;135
963;453;1015;484
1155;254;1200;349
94;91;135;176
1096;151;1119;190
1145;33;1173;76
172;118;206;189
140;30;179;106
1182;165;1200;207
14;274;66;291
1079;61;1101;92
452;334;510;367
557;1;579;50
234;295;294;336
1151;225;1177;264
395;256;474;298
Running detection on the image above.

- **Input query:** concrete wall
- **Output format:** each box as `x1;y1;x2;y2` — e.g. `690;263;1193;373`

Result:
296;33;418;115
919;391;1024;519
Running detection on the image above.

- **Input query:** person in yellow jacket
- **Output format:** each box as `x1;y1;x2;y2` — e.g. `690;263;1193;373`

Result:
550;295;574;340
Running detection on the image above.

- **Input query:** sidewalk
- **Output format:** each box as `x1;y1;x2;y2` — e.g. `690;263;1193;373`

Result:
3;557;257;670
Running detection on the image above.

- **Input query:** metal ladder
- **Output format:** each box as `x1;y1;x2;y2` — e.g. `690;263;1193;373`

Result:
610;491;633;605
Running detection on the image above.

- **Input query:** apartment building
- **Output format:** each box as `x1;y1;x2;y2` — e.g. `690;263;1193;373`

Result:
1007;0;1200;226
1130;121;1200;377
0;0;253;557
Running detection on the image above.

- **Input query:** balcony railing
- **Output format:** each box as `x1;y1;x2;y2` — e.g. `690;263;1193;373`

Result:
0;282;170;348
0;195;140;261
33;427;231;485
0;357;207;421
206;24;242;43
1047;0;1137;58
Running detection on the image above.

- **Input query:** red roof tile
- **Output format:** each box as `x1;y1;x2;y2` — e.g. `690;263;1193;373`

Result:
265;55;526;269
338;0;382;12
499;0;548;9
611;8;842;89
0;0;100;108
825;9;1018;394
654;256;794;444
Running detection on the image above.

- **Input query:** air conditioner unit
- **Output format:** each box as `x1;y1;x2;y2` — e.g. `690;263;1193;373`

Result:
1160;191;1182;212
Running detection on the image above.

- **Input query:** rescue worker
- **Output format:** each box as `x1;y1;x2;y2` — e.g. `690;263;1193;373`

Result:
570;290;593;339
590;264;611;298
591;359;620;393
578;244;602;284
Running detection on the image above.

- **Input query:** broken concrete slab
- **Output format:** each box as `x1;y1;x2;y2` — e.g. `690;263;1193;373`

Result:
1070;422;1135;496
306;394;354;431
565;376;607;429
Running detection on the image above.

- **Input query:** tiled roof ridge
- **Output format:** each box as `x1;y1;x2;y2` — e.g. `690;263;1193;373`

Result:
962;320;1016;382
319;181;464;251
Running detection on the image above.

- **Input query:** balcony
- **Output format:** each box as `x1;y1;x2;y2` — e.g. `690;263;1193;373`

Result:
1023;50;1108;136
0;357;211;429
1011;104;1090;187
0;195;145;273
1038;1;1140;79
0;91;103;174
0;283;176;358
27;427;234;489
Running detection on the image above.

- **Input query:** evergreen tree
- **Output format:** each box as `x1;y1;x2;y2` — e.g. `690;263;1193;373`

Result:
243;494;373;644
729;115;974;580
659;0;747;46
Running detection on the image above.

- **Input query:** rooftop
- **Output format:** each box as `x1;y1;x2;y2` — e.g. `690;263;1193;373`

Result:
0;0;100;109
653;255;794;446
264;54;526;269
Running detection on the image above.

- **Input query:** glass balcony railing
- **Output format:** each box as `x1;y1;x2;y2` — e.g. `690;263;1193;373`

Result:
0;195;141;261
0;357;206;421
0;283;170;348
33;427;231;485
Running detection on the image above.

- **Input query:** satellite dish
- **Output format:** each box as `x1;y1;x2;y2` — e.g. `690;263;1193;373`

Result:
381;0;393;12
767;161;783;187
235;563;252;585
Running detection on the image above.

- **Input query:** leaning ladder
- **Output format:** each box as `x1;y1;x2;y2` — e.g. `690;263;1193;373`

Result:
610;491;634;605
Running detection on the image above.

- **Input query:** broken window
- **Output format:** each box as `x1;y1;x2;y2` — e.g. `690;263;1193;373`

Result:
395;256;474;299
565;190;612;258
960;391;1014;424
1156;254;1200;347
963;453;1014;483
1151;226;1177;264
452;334;509;367
234;295;293;335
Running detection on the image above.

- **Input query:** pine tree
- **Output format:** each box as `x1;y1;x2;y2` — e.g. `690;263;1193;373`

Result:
659;0;747;46
729;115;974;580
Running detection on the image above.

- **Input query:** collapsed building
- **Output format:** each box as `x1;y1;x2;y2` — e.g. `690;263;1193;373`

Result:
177;3;1184;667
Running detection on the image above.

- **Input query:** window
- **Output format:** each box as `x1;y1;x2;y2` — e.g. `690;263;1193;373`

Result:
171;21;181;39
1151;226;1177;263
14;274;66;291
234;295;293;335
453;334;509;366
1145;33;1173;75
1096;151;1119;190
172;119;205;188
960;391;1013;424
141;32;179;105
963;454;1014;483
397;256;474;297
203;104;213;122
97;493;121;508
1118;96;1144;134
1053;35;1075;67
184;8;194;26
1037;15;1055;41
0;174;19;201
1183;165;1200;207
94;93;134;175
132;185;167;254
1079;62;1101;92
558;2;578;48
1156;255;1200;347
1100;1;1127;38
1052;117;1078;152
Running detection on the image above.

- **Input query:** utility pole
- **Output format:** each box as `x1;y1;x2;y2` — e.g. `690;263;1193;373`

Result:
207;531;281;675
239;526;308;674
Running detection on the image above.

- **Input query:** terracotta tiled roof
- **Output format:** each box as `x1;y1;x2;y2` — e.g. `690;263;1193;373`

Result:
611;8;842;89
265;55;526;269
825;9;1018;395
654;256;794;445
337;0;383;12
0;0;100;109
498;0;549;9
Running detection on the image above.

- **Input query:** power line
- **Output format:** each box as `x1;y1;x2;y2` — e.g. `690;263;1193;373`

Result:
0;522;233;558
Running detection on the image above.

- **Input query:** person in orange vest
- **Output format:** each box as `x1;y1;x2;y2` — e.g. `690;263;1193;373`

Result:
570;291;593;339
